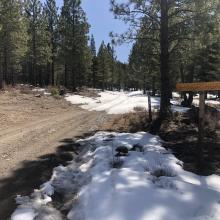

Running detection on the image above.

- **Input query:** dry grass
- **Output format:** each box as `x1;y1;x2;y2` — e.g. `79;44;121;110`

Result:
19;86;35;95
102;111;157;133
151;168;176;178
75;87;100;98
133;106;146;112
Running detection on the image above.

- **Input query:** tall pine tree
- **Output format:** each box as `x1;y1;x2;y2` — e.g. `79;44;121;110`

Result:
0;0;28;87
59;0;90;90
45;0;58;85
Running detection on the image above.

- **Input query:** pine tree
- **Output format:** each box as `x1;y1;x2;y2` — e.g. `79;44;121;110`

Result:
59;0;90;90
89;35;98;88
0;0;28;87
44;0;58;85
90;35;96;57
25;0;51;86
107;43;116;90
97;41;110;91
195;41;220;82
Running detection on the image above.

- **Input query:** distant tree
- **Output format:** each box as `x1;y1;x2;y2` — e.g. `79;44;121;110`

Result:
106;43;117;90
90;35;96;57
89;35;98;88
44;0;58;86
91;56;98;88
0;0;28;87
195;41;220;82
25;0;51;86
59;0;90;90
97;41;110;91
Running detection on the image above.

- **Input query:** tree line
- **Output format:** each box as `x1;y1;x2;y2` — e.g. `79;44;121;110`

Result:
0;0;127;91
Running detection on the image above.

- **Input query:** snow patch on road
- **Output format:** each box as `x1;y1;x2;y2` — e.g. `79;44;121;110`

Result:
11;132;220;220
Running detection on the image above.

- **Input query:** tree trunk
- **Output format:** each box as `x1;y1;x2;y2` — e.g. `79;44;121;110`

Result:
182;92;194;107
51;35;55;86
152;75;156;96
92;71;96;88
51;60;55;86
180;63;185;98
39;68;43;87
92;57;96;88
0;60;3;89
64;64;67;88
3;43;8;85
143;74;146;94
32;30;37;86
198;92;205;162
11;67;15;86
159;0;171;119
71;65;76;92
102;71;105;92
93;73;96;88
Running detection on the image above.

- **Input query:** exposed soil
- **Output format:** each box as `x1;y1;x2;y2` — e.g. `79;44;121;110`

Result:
0;89;110;220
160;108;220;176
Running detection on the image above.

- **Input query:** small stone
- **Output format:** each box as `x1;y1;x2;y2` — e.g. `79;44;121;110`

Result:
131;144;144;152
35;94;41;98
115;146;129;156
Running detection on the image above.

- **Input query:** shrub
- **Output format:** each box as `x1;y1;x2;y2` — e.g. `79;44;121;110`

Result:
50;87;59;96
133;106;146;112
151;168;176;178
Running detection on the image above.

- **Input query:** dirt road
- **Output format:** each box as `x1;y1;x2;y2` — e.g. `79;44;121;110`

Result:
0;90;109;219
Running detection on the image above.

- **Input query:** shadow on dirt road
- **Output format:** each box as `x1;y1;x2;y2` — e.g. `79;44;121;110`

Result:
0;132;95;220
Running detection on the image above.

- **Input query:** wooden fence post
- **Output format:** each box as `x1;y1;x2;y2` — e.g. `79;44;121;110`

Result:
198;91;205;159
175;82;220;164
148;92;152;122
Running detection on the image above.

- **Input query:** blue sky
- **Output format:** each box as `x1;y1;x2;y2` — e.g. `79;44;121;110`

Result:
55;0;131;62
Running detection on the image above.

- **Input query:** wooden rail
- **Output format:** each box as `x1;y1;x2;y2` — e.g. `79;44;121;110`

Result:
176;82;220;92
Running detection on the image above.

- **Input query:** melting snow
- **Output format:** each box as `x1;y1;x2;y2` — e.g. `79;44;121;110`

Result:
65;91;190;114
11;132;220;220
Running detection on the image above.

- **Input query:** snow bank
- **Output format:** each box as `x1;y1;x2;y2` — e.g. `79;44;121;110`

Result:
65;91;190;114
193;98;220;106
32;88;51;96
11;132;220;220
68;132;220;220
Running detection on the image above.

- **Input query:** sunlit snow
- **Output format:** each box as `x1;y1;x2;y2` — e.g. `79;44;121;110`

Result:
11;132;220;220
65;91;190;114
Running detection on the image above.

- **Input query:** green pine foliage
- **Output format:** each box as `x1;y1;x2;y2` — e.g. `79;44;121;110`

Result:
45;0;59;86
24;0;51;86
59;0;91;90
0;0;28;87
195;41;220;82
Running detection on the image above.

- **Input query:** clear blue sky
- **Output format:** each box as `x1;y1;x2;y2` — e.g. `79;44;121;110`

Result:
55;0;131;62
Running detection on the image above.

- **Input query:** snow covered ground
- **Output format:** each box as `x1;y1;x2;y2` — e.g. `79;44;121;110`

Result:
11;132;220;220
193;98;220;107
65;91;190;114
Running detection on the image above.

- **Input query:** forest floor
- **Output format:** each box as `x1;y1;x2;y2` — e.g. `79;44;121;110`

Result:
0;89;112;220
